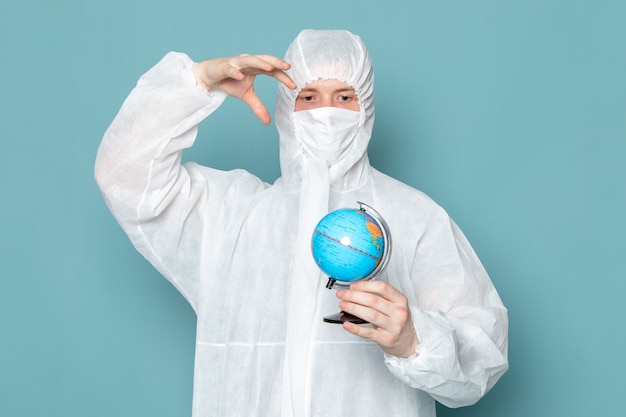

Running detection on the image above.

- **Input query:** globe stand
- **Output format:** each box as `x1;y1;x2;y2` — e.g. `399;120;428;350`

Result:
323;311;367;324
323;277;368;324
317;202;393;325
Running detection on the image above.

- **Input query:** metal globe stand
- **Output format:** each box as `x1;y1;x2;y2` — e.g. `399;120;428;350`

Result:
322;201;393;324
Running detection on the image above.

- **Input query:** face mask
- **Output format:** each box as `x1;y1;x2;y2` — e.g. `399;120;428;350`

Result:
293;107;360;164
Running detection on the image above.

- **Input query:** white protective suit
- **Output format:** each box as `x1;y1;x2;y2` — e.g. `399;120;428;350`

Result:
95;29;508;417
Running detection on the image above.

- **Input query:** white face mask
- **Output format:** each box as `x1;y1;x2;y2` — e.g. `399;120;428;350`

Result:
293;107;360;164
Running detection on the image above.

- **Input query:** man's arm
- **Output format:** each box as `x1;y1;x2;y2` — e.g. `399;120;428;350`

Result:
94;52;294;308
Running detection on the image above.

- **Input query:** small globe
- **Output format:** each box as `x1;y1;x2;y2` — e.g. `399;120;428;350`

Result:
311;207;386;282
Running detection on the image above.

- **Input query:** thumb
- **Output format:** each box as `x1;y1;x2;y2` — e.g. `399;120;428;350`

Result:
241;88;271;125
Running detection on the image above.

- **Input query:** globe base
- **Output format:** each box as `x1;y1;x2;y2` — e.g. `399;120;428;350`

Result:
323;311;368;324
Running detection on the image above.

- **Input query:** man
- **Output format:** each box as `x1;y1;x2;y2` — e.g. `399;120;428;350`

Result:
95;29;508;417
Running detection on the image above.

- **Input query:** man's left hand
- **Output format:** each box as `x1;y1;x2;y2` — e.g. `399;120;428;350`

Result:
336;280;419;358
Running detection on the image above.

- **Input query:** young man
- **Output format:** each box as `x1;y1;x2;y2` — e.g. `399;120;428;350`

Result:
95;29;508;417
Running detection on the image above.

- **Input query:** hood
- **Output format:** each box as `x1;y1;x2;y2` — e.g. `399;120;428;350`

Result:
275;29;375;191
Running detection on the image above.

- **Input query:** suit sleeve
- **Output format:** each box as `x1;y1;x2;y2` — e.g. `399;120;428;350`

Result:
384;208;509;408
94;52;263;310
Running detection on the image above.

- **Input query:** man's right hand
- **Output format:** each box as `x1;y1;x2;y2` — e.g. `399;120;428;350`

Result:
192;54;296;124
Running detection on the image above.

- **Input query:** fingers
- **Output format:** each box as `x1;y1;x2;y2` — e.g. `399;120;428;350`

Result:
342;320;377;340
194;54;295;92
271;69;297;90
234;54;296;89
193;53;296;124
336;281;419;357
238;53;290;72
240;87;271;125
348;279;404;300
221;63;246;81
342;317;417;358
338;281;407;323
226;55;295;123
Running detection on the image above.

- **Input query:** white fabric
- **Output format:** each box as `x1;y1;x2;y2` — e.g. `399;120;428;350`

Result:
95;29;508;417
278;30;374;416
293;107;360;164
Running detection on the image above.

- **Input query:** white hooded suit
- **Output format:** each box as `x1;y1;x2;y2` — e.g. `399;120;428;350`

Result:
95;30;508;417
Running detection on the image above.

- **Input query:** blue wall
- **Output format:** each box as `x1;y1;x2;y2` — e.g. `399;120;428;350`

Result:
1;1;624;416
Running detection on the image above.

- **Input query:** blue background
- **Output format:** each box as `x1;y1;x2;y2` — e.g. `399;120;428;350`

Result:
1;1;624;416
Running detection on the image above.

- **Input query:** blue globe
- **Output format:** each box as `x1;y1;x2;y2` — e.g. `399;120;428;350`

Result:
311;208;385;282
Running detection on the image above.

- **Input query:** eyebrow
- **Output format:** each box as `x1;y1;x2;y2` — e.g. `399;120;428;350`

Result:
298;87;356;93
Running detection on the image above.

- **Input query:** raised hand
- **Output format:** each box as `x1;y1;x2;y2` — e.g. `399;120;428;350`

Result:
336;280;420;358
192;54;296;124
